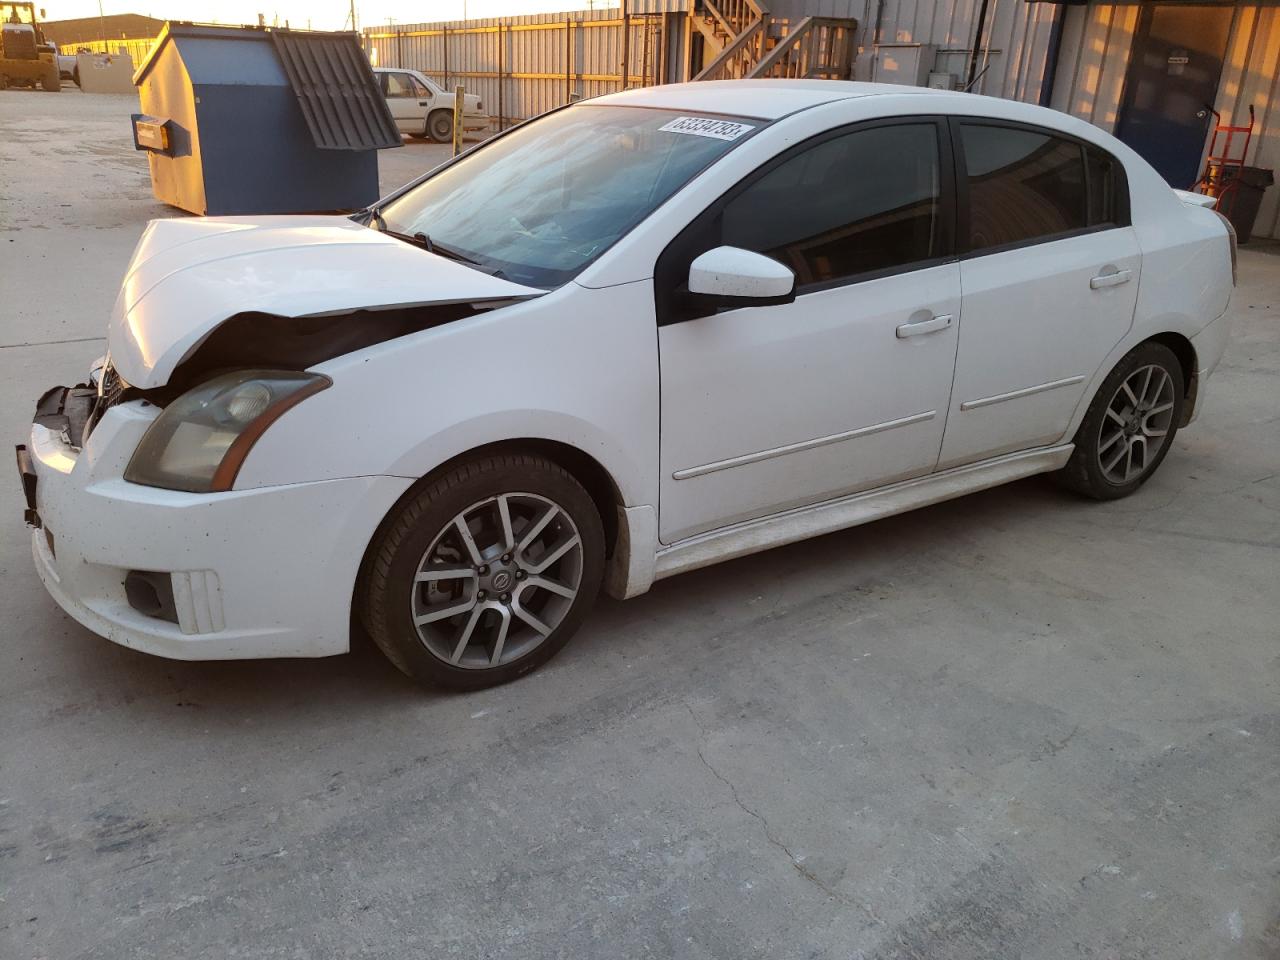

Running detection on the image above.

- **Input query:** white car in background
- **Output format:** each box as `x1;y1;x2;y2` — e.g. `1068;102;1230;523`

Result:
18;81;1234;690
373;66;488;142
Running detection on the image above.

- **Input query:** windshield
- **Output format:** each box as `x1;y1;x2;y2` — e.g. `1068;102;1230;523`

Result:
379;104;762;288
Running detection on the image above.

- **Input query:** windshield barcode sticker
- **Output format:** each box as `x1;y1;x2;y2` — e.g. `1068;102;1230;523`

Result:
659;117;755;141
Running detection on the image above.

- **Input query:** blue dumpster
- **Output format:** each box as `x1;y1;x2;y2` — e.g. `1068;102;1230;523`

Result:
131;23;401;216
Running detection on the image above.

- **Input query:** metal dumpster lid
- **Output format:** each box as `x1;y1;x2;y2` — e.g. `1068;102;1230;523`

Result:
133;23;400;152
271;30;401;151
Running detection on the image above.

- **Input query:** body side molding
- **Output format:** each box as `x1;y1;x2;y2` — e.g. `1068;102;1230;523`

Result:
652;444;1075;582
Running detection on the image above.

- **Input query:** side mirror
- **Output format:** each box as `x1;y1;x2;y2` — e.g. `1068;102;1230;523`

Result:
687;246;795;307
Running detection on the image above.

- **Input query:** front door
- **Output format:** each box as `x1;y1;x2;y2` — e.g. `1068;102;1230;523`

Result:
656;120;961;543
382;70;428;135
1115;3;1233;188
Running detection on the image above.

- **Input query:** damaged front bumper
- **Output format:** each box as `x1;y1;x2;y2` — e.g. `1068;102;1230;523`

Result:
20;392;413;660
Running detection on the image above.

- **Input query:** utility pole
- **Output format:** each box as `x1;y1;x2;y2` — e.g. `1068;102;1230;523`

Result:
349;0;358;33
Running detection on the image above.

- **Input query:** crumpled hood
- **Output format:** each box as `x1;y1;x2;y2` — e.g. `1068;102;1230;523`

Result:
108;216;542;388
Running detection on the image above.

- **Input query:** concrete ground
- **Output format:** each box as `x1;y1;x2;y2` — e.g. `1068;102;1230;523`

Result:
1;89;1278;960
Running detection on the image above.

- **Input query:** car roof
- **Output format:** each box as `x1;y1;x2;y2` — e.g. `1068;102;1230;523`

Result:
594;79;943;121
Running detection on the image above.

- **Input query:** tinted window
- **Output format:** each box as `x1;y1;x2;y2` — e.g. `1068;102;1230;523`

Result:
1086;145;1120;226
961;124;1086;251
719;123;942;286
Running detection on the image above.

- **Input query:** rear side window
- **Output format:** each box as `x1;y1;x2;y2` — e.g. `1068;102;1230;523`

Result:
719;123;943;287
961;123;1087;251
1086;145;1121;227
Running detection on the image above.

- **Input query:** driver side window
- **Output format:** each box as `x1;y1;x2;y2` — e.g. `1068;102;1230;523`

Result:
655;120;950;325
720;122;945;288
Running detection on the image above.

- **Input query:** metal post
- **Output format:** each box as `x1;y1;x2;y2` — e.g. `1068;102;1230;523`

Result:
396;26;404;67
453;84;465;156
641;14;650;88
565;19;572;103
620;0;630;91
497;24;505;131
443;26;449;89
656;13;666;85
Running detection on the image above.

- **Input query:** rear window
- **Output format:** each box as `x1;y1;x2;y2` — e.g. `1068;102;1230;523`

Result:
961;123;1087;251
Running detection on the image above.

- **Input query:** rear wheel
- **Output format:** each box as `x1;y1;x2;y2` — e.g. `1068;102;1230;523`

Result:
41;69;61;92
427;109;454;143
361;454;605;690
1057;342;1184;500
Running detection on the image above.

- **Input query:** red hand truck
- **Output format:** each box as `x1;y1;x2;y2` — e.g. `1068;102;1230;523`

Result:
1193;104;1255;217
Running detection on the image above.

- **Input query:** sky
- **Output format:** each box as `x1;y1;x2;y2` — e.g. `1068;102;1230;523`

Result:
42;0;617;32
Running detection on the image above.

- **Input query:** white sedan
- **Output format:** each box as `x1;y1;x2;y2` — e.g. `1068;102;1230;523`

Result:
373;66;488;142
18;81;1234;690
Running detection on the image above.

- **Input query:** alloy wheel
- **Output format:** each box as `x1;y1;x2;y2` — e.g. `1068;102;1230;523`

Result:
410;493;583;669
1097;364;1176;485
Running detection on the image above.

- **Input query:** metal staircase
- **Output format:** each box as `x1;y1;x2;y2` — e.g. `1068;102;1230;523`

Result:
691;0;857;82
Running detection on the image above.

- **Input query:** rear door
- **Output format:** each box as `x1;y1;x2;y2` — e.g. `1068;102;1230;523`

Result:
938;120;1141;469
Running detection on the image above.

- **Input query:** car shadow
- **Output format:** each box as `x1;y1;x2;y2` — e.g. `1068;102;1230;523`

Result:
51;474;1074;723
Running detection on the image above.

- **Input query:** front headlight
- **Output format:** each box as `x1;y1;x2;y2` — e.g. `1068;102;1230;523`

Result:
125;370;330;492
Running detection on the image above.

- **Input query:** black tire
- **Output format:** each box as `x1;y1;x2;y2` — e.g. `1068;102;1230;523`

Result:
1057;341;1185;500
41;73;61;92
427;110;454;143
360;453;605;691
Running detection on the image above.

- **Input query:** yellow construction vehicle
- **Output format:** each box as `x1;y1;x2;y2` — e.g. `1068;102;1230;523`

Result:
0;2;60;91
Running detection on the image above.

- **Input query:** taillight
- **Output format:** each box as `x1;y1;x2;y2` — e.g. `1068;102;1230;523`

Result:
1214;210;1238;286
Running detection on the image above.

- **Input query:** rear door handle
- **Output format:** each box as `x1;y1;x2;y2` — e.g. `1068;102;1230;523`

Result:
896;314;953;338
1090;269;1132;290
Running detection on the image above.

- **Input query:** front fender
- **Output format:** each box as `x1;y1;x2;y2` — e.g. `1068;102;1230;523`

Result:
231;280;659;510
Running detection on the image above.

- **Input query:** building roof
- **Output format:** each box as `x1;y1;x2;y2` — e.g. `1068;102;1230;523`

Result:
598;80;939;121
40;13;164;46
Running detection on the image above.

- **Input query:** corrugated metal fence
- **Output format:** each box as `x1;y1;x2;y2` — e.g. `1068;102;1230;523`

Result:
67;37;154;61
364;10;671;128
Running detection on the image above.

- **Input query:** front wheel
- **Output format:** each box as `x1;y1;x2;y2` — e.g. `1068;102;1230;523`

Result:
1057;342;1185;500
360;454;605;690
427;110;454;143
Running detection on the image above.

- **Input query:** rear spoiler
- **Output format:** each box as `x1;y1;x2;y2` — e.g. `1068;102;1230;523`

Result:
1173;188;1218;209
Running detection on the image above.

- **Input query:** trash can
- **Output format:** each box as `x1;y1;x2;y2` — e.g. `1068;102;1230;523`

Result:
131;23;401;216
1201;163;1275;244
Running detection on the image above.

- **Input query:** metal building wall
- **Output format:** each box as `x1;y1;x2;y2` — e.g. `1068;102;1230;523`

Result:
1052;2;1280;240
364;9;670;128
843;0;1059;102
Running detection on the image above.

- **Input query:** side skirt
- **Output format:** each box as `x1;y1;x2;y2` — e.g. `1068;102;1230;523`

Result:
651;444;1074;582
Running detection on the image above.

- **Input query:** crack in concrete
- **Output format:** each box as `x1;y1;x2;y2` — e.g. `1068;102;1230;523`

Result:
684;703;882;923
0;335;106;350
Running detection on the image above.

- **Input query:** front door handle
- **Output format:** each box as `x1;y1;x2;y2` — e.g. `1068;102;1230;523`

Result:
896;314;953;338
1090;269;1132;290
